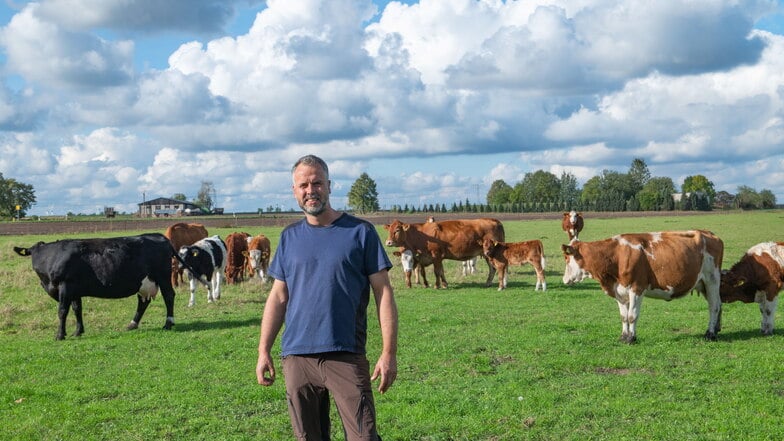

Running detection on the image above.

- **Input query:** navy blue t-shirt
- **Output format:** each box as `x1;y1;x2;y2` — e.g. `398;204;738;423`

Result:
268;213;392;356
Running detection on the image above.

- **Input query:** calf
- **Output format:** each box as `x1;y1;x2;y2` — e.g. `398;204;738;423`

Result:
720;242;784;335
481;238;546;291
562;211;584;240
244;234;271;281
178;235;227;307
561;230;723;343
164;222;208;287
14;233;178;340
224;232;250;284
392;249;430;288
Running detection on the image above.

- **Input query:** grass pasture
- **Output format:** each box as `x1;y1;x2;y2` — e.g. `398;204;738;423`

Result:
1;211;783;440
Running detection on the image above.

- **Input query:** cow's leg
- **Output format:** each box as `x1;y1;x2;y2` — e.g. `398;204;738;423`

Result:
171;258;179;287
760;296;778;336
418;265;429;288
616;292;639;344
404;269;412;288
187;272;198;307
128;294;152;330
213;271;223;301
433;260;447;289
533;261;546;291
71;297;84;337
55;285;70;340
497;265;506;291
159;283;176;330
482;256;497;287
703;270;722;341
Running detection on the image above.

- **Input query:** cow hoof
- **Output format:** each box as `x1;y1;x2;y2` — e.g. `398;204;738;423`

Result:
163;323;174;330
619;334;637;344
55;334;65;341
127;322;139;331
703;330;718;341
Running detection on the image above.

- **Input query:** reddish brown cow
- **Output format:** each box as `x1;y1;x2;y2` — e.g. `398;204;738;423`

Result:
720;242;784;335
561;230;724;343
481;238;546;291
562;211;584;241
383;218;505;289
224;232;250;284
244;234;271;281
164;222;208;287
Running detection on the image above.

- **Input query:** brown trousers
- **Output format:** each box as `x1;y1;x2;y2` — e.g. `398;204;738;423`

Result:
282;352;381;441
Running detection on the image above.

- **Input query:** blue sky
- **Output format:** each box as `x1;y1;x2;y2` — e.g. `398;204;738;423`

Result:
1;0;783;215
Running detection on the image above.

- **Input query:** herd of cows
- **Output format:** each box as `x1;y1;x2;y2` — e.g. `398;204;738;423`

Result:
11;212;784;343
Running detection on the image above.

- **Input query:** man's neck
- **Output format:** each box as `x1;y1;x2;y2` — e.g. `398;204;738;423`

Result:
305;207;341;226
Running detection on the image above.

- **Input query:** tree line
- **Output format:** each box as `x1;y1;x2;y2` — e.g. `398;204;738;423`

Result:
348;158;777;214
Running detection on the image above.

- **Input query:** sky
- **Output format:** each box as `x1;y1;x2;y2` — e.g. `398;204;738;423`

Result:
1;0;783;216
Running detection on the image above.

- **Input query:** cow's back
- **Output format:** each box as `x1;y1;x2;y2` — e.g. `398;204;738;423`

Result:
30;234;173;298
428;218;504;258
165;223;208;249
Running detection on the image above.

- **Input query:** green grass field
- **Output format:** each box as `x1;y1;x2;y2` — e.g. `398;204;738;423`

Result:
1;211;783;440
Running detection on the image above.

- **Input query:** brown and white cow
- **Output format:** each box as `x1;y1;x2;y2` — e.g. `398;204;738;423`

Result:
561;230;724;343
244;234;271;281
164;222;208;287
224;232;250;284
720;242;784;335
481;238;546;291
392;248;430;288
562;211;584;241
383;218;505;289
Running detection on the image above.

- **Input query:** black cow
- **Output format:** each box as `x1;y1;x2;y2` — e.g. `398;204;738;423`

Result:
178;235;227;307
14;233;178;340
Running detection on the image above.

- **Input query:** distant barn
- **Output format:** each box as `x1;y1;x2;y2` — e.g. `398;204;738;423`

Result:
138;197;203;217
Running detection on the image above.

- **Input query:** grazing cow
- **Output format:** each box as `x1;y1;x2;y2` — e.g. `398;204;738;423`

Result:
720;242;784;335
13;233;179;340
561;230;724;343
224;232;250;284
244;234;272;281
481;238;546;291
392;249;430;288
383;218;505;289
461;257;477;276
178;235;227;307
164;222;208;287
562;211;584;241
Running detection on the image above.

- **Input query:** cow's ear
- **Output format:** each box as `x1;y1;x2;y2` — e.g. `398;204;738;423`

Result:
402;224;410;231
493;240;498;246
191;249;199;257
561;244;573;255
734;277;746;287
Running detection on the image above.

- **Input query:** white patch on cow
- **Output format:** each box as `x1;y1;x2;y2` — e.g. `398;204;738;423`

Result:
614;235;655;259
562;255;587;284
400;250;414;272
461;257;477;276
749;242;784;268
568;210;578;224
138;277;158;301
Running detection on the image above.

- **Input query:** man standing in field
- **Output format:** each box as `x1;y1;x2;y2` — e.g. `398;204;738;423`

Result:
256;154;398;440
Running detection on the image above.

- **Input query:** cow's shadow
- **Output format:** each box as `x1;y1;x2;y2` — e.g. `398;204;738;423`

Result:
175;318;259;332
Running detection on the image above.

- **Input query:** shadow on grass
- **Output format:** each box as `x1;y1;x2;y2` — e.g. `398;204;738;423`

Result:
176;318;259;332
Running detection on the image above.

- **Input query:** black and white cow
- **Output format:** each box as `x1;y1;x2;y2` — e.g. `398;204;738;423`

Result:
178;235;227;307
13;233;178;340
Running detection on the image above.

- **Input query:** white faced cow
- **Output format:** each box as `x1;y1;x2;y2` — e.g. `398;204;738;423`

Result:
178;235;227;307
720;242;784;335
562;211;584;241
561;230;724;343
14;233;179;340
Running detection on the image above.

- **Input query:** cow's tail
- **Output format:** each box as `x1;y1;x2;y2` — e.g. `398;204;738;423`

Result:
13;246;31;256
170;245;210;288
538;241;546;270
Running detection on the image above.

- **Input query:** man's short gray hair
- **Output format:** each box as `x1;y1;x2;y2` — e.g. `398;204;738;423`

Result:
292;154;329;180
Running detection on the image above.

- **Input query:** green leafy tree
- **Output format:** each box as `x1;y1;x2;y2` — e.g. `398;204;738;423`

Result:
347;173;380;214
759;189;776;209
682;175;716;200
171;193;187;201
0;173;36;218
559;172;580;209
486;179;513;205
518;170;560;202
735;185;760;209
580;176;602;203
638;177;676;211
628;158;651;195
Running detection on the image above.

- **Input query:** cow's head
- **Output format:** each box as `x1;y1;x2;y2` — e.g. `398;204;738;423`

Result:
564;211;579;225
561;241;589;284
480;238;499;258
719;269;755;303
383;220;408;247
393;249;415;272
